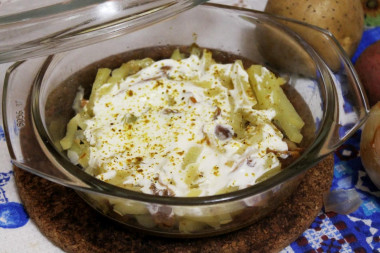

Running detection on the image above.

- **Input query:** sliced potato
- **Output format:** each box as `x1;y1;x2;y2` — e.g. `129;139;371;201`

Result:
171;48;185;60
87;68;112;115
247;65;304;143
60;114;81;150
110;199;148;215
107;58;155;84
201;49;215;71
179;219;206;233
182;145;202;169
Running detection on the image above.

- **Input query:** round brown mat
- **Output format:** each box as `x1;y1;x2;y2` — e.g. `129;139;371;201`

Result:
13;155;333;253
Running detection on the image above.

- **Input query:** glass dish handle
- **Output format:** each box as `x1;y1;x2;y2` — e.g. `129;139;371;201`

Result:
317;38;369;156
2;61;93;190
259;14;370;158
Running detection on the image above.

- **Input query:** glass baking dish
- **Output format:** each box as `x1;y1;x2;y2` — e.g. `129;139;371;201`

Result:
2;3;369;237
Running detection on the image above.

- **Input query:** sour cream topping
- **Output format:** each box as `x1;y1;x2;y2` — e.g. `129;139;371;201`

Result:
80;54;288;197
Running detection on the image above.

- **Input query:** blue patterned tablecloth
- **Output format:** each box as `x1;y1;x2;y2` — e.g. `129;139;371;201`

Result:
0;1;379;252
283;130;380;253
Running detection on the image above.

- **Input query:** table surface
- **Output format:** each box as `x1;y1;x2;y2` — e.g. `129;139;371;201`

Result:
0;1;379;252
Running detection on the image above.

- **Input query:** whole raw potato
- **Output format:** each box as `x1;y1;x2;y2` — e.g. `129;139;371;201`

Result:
355;40;380;106
360;102;380;189
265;0;364;59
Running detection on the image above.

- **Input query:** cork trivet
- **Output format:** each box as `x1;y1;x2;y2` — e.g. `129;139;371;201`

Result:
13;155;333;253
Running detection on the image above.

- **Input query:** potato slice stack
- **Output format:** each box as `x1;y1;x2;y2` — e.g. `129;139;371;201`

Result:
247;65;304;143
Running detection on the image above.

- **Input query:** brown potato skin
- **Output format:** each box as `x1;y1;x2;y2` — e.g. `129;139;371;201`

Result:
360;102;380;189
265;0;364;58
355;41;380;106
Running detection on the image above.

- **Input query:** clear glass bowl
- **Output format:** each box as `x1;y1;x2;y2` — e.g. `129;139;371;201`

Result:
2;3;369;237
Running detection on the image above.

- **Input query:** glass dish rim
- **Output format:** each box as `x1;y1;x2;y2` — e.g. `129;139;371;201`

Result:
27;3;338;206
